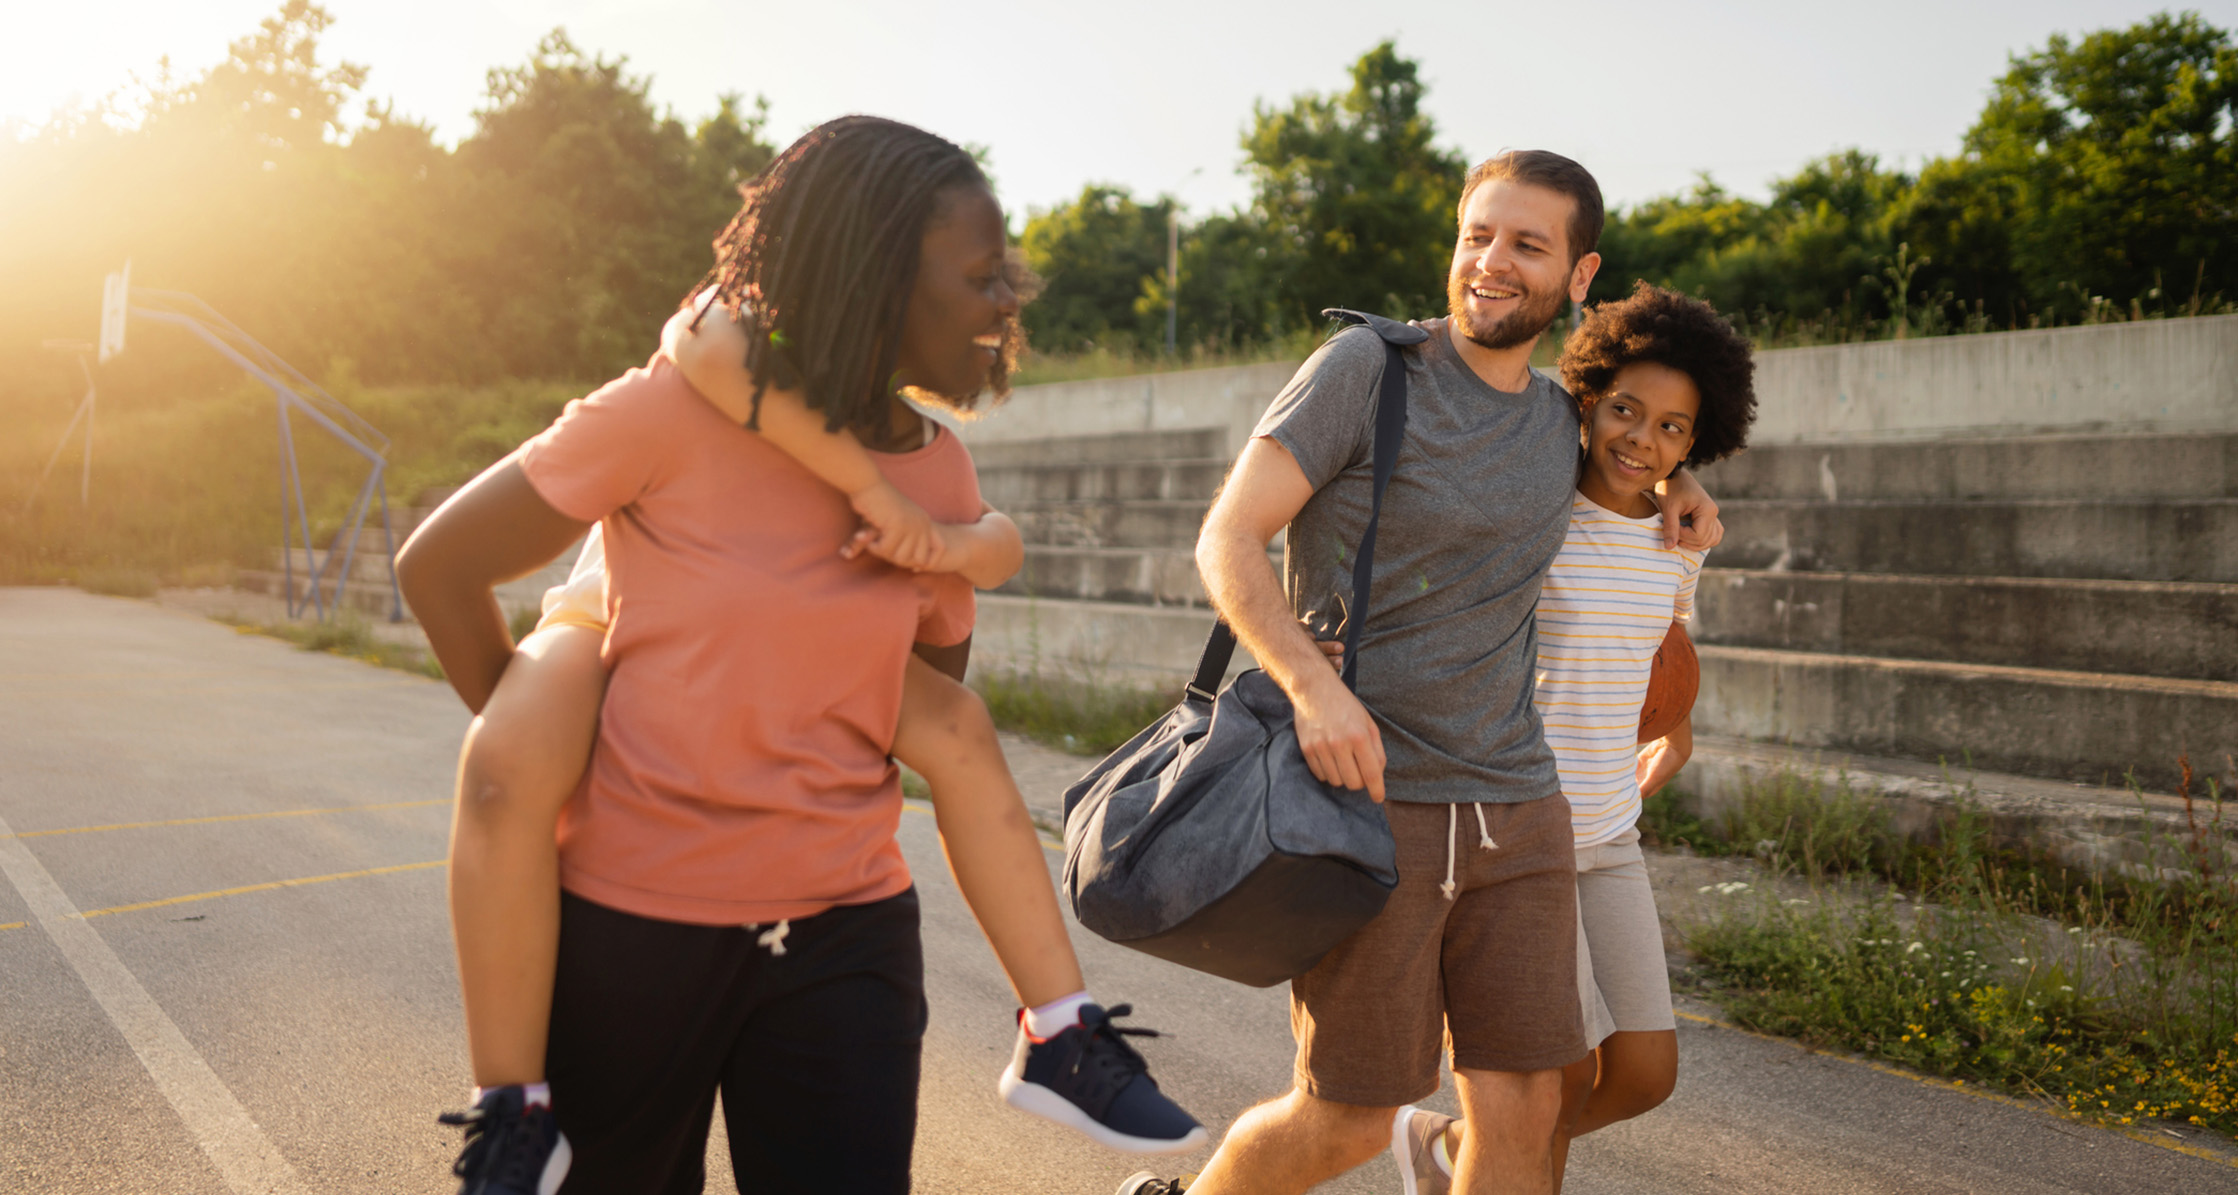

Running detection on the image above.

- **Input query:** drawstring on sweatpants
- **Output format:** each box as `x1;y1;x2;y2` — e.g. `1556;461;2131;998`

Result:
747;919;790;956
1440;803;1500;903
1440;805;1459;902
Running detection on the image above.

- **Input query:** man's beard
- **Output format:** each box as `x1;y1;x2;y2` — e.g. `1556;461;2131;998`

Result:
1447;270;1566;350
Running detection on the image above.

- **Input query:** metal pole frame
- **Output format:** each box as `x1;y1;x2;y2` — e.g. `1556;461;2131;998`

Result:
24;356;98;513
127;291;403;622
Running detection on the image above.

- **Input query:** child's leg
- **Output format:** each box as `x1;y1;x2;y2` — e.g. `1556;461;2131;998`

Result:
893;655;1083;1007
449;623;607;1088
1571;1030;1676;1136
1550;1049;1599;1184
894;656;1205;1151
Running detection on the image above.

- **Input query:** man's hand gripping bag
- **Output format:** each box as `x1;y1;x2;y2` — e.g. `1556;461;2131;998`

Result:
1059;310;1420;988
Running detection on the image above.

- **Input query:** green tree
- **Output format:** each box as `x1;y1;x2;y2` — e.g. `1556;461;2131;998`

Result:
1593;151;1913;339
1158;211;1287;351
451;30;771;379
1915;12;2238;318
1241;41;1465;326
1018;184;1176;352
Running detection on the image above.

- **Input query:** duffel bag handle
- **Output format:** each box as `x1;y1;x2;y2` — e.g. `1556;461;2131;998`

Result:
1185;308;1421;704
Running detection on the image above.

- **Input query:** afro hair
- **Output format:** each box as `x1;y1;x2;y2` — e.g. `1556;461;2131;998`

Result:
1559;282;1757;469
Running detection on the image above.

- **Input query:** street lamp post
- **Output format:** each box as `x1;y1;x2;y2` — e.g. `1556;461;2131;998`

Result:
1165;205;1179;356
1162;167;1202;358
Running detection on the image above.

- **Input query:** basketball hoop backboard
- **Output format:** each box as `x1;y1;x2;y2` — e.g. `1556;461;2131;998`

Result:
98;261;130;363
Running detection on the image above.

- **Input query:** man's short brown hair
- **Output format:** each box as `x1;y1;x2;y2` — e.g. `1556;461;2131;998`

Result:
1459;151;1604;265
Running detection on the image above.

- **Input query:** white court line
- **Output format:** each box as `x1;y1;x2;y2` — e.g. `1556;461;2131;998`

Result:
0;809;309;1195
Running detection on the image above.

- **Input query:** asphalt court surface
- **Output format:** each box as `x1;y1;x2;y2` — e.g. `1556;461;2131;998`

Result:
5;586;2237;1193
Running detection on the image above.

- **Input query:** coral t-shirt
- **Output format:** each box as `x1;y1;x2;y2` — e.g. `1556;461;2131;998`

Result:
518;356;980;925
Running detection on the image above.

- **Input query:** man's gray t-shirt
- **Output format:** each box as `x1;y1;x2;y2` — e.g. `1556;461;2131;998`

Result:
1254;317;1581;804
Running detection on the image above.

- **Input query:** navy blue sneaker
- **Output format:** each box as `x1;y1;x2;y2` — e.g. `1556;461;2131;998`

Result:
438;1085;571;1195
999;1002;1207;1153
1116;1173;1192;1194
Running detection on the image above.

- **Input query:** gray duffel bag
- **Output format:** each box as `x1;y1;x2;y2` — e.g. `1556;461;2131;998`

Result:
1060;310;1417;988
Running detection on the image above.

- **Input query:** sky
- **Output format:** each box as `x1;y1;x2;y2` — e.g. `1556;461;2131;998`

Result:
5;0;2234;222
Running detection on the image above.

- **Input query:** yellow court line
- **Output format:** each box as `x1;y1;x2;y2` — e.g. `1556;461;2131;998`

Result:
10;799;449;840
1673;1009;2238;1170
76;860;446;920
0;859;446;935
900;799;1064;853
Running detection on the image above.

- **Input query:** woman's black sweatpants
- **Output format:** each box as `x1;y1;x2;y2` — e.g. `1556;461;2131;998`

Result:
544;887;927;1194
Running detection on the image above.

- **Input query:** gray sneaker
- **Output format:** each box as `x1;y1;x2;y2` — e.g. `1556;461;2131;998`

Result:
1391;1104;1454;1195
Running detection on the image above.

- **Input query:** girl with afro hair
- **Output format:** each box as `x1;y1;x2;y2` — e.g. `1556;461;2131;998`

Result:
1394;282;1756;1189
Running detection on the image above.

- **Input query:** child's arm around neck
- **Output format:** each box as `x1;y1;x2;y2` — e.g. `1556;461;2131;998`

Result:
660;298;1018;586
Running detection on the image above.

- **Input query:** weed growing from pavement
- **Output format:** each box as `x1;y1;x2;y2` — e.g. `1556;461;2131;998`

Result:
221;613;444;680
972;669;1173;758
1666;759;2238;1136
74;567;161;599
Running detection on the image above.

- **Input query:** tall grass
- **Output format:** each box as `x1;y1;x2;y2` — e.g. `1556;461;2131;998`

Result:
0;374;581;586
1676;758;2238;1135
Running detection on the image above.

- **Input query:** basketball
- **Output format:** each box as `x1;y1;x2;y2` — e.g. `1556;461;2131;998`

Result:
1638;621;1699;744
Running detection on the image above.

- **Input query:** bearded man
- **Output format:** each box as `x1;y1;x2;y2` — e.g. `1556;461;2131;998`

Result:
1123;152;1724;1195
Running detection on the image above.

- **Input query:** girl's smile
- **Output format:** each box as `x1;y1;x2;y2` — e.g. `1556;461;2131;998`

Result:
1579;360;1700;519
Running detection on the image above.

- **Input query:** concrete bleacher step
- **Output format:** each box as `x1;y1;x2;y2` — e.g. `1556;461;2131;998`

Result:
970;597;2222;866
1694;569;2238;682
277;547;396;588
965;427;1226;468
1678;734;2221;879
1009;499;1210;550
1714;498;2238;582
1693;644;2237;798
997;546;1207;607
1696;431;2238;502
976;458;1226;507
236;568;403;620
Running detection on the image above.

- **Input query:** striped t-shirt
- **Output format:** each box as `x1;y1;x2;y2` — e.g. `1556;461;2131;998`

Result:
1531;493;1704;848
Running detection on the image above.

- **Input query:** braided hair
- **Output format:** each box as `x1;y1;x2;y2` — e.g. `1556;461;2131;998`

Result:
695;115;1019;437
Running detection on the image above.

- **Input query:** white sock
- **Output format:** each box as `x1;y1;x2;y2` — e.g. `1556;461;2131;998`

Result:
1433;1122;1455;1178
473;1081;552;1109
1023;990;1094;1038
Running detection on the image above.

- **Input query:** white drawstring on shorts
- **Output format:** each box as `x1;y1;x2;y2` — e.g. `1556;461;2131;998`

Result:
1440;803;1499;903
1441;805;1459;901
748;919;790;956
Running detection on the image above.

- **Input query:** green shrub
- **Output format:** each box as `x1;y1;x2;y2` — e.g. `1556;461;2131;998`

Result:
1682;761;2238;1135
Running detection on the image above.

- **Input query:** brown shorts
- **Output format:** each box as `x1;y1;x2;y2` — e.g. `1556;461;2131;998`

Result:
1291;794;1585;1107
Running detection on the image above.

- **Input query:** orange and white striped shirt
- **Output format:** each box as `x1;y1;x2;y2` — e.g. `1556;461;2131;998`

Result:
1531;493;1703;848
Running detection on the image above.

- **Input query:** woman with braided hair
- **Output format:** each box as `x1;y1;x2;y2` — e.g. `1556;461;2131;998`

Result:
399;115;1201;1195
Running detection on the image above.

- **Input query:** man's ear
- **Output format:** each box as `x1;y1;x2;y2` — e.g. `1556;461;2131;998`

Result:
1568;251;1602;303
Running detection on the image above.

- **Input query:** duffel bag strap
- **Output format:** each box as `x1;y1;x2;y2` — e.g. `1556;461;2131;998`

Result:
1185;309;1416;703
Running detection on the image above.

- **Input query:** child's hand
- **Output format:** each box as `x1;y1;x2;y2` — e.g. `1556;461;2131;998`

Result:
841;480;945;571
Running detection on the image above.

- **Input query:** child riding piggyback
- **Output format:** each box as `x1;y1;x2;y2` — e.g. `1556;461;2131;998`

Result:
399;116;1200;1195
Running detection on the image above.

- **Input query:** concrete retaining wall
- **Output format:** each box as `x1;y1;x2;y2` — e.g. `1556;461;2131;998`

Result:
960;360;1298;457
961;314;2238;453
968;593;1252;692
